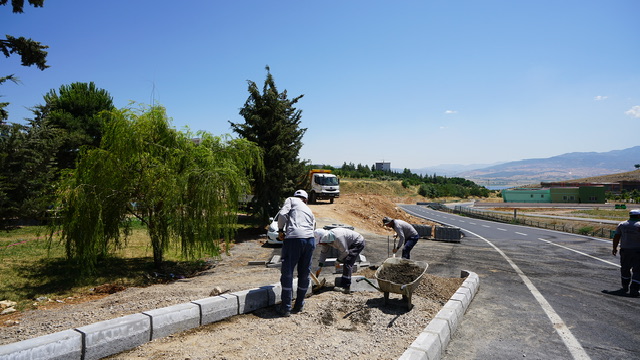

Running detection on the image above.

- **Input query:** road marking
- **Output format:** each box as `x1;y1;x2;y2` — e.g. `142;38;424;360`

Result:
469;222;476;225
482;224;491;228
465;229;591;360
515;232;528;236
538;238;620;267
497;228;507;231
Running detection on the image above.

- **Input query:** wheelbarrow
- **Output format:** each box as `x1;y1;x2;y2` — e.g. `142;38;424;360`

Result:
359;257;428;310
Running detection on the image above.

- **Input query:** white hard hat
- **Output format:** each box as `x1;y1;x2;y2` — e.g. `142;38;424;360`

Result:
314;229;327;244
293;189;308;199
630;209;640;216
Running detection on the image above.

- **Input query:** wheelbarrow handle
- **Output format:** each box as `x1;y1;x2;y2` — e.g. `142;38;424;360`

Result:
356;277;381;292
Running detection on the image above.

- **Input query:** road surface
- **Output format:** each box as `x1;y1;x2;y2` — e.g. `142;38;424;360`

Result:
395;204;637;360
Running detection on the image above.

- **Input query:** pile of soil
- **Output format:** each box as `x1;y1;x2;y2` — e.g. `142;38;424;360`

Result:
377;261;426;284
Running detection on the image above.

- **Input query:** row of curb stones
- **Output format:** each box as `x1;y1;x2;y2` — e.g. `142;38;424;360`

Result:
399;270;480;360
0;270;479;360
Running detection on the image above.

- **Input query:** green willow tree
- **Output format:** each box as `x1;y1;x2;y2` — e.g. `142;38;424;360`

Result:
230;66;307;224
52;104;263;272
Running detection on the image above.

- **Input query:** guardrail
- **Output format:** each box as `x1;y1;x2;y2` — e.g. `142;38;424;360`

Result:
445;205;616;239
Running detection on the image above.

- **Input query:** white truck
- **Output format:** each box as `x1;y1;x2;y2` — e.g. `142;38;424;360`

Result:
307;169;340;204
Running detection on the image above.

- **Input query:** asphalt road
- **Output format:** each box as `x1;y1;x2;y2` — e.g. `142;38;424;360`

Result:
387;205;639;360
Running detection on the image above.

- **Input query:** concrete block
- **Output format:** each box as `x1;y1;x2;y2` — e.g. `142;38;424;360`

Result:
434;303;460;335
260;283;282;305
76;313;150;360
398;346;432;360
424;318;451;350
461;270;480;295
192;294;238;325
234;287;269;314
0;329;82;360
143;302;200;340
406;330;442;360
450;287;472;311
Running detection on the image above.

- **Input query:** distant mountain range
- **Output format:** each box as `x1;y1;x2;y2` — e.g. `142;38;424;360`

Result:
407;146;640;186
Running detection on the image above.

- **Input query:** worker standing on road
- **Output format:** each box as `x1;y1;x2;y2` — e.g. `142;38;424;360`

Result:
276;190;316;316
313;228;366;294
382;216;419;259
607;209;640;297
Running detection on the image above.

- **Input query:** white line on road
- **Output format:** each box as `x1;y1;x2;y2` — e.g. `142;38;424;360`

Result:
497;228;507;231
538;238;620;268
466;229;591;360
515;232;528;236
482;225;490;228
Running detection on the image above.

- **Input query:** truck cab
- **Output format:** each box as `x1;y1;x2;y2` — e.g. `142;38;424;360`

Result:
308;169;340;204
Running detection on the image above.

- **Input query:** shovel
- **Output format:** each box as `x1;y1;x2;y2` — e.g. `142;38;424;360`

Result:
310;272;326;292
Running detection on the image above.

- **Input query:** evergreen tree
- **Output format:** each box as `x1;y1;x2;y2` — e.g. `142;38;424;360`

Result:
0;120;60;228
36;82;115;170
230;66;306;224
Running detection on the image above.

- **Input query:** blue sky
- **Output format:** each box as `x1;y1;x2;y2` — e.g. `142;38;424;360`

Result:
3;1;639;170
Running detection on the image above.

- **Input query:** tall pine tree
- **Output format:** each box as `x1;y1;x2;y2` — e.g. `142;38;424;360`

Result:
230;66;307;224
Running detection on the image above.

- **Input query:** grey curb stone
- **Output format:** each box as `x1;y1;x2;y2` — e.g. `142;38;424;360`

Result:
75;313;151;360
142;302;200;340
235;287;270;314
398;270;480;360
191;294;238;325
260;282;282;306
0;270;478;360
0;329;82;360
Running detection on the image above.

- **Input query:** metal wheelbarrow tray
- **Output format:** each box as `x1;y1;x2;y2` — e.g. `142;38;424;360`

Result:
374;257;428;310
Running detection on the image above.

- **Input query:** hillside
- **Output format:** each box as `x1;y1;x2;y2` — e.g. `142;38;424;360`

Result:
455;146;640;183
554;169;640;184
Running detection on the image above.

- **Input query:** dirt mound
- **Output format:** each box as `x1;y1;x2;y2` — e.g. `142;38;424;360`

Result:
309;194;437;235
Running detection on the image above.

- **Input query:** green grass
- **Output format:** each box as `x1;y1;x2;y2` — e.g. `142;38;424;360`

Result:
0;225;220;311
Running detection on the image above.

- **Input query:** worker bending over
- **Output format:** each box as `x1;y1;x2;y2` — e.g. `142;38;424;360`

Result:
314;228;366;294
382;216;419;259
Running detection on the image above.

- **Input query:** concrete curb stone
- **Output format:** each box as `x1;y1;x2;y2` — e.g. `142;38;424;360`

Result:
398;270;480;360
0;329;82;360
142;303;200;340
0;270;479;360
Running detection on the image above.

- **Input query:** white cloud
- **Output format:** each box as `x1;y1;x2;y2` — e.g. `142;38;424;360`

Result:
625;106;640;118
594;95;608;101
444;110;457;114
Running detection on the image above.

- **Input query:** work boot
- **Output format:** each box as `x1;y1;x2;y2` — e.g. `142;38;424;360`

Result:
604;288;628;295
276;305;291;317
291;303;304;314
629;283;639;298
334;286;351;294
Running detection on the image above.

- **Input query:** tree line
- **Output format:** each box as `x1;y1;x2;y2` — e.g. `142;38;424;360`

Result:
316;162;491;198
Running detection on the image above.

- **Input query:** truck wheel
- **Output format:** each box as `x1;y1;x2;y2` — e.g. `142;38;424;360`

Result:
309;192;316;204
330;198;334;204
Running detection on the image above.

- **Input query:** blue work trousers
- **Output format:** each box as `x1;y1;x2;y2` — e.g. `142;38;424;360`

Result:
402;236;420;259
340;241;365;288
620;248;640;292
280;237;316;311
